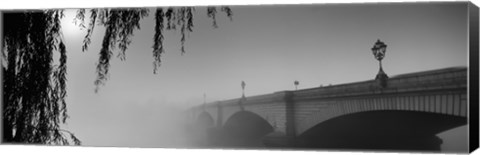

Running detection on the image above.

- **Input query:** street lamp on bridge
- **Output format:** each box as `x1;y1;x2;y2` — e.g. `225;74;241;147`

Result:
371;39;389;87
294;80;299;90
241;81;246;99
202;93;206;111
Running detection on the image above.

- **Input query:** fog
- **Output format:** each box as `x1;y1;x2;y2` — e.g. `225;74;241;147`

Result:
55;3;469;152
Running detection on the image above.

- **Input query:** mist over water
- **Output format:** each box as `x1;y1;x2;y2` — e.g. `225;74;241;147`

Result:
67;97;467;153
68;100;198;148
55;3;469;152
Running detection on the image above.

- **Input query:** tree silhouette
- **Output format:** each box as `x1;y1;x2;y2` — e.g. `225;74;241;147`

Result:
2;10;80;145
2;6;232;145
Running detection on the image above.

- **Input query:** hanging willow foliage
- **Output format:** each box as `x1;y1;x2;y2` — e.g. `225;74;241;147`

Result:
2;10;80;145
76;6;233;92
2;6;232;145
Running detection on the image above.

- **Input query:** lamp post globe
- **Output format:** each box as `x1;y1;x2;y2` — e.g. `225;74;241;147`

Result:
371;39;389;87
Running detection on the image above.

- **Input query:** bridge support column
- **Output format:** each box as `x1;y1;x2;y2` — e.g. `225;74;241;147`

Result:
216;102;223;128
284;91;297;146
262;91;297;147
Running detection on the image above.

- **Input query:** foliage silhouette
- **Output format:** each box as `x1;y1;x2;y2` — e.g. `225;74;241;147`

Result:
75;7;233;92
2;6;232;145
2;10;80;145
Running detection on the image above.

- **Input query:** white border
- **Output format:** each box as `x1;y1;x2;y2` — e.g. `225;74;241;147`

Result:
0;0;475;9
1;0;479;155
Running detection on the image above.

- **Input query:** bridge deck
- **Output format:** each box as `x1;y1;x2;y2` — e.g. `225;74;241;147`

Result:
200;67;467;107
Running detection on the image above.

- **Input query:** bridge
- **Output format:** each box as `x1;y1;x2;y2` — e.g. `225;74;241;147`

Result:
188;67;468;151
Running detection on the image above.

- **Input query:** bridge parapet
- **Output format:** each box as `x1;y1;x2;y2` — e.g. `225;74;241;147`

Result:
292;67;467;101
207;91;288;108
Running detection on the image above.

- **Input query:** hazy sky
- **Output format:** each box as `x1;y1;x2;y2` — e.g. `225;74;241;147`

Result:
57;2;468;150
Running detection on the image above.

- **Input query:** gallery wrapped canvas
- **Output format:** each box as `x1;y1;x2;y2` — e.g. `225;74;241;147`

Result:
1;0;478;154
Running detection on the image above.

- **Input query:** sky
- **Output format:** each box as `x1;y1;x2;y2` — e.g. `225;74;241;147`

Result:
54;2;469;151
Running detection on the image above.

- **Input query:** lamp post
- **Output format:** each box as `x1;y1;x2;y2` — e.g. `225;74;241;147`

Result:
241;81;246;98
371;39;388;87
239;81;247;110
202;93;206;111
203;93;206;104
294;80;299;90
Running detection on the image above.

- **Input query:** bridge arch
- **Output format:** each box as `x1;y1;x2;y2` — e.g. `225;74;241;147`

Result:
196;111;215;128
223;111;274;137
296;92;468;136
189;111;216;147
297;110;467;151
210;111;274;147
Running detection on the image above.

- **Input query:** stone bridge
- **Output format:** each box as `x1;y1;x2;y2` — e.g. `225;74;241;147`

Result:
188;67;468;151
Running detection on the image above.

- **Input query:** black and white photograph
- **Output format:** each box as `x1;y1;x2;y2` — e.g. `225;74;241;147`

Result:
1;0;478;154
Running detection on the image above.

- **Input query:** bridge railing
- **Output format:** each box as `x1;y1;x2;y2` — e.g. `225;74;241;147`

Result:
194;67;467;109
202;92;288;108
292;67;467;101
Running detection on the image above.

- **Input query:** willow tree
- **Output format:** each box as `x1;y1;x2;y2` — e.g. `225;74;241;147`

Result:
75;7;232;92
2;6;232;145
